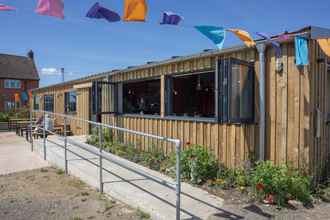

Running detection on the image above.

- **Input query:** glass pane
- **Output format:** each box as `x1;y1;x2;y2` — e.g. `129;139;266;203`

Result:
123;79;160;115
171;72;215;117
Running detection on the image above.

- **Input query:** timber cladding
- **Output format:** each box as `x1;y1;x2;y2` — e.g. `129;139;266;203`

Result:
32;39;330;181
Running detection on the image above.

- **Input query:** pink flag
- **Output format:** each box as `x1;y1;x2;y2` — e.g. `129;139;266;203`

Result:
0;4;16;11
36;0;64;19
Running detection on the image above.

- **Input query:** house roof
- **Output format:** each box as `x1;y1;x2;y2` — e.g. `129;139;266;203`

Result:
0;53;39;80
33;25;330;92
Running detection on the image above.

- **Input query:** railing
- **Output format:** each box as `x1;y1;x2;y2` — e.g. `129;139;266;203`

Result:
30;110;182;220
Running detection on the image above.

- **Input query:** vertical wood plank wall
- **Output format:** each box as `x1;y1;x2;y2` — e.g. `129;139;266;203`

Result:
33;40;330;179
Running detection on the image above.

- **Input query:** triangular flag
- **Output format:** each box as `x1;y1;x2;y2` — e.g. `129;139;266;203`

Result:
0;4;16;11
195;26;226;49
28;91;33;99
14;93;20;102
317;38;330;57
35;0;64;19
86;3;120;23
160;11;183;25
227;28;255;47
256;32;281;58
295;36;309;65
123;0;148;22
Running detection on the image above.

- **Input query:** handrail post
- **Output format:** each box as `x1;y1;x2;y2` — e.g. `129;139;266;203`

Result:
30;110;33;151
99;124;104;193
43;111;46;160
64;116;68;174
175;140;181;220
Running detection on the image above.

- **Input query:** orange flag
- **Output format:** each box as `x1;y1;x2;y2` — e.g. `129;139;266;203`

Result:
227;28;256;47
28;91;33;99
14;93;20;102
123;0;148;22
317;38;330;57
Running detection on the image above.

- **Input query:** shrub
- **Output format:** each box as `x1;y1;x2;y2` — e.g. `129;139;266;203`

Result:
214;167;250;189
250;161;311;206
0;112;10;122
174;145;218;184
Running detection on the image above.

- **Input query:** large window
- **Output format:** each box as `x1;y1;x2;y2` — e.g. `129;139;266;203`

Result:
44;95;54;112
123;79;160;115
33;95;40;110
4;101;15;111
65;91;77;113
4;79;21;89
166;72;215;118
218;58;255;123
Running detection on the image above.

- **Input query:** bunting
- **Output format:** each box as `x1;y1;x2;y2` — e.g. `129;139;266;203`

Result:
317;38;330;57
123;0;148;22
195;26;226;49
256;32;281;57
227;28;255;47
14;93;20;102
28;91;33;99
86;3;121;23
36;0;64;19
0;4;16;11
160;11;183;25
295;36;309;65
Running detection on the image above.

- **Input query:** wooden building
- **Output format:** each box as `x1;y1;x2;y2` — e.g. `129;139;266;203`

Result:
32;26;330;181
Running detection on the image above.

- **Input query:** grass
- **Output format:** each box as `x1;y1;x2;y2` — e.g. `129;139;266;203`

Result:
56;169;65;175
136;208;151;219
70;217;82;220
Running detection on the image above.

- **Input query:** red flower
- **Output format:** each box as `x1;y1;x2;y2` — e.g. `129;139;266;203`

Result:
186;141;191;145
256;182;265;191
264;194;274;204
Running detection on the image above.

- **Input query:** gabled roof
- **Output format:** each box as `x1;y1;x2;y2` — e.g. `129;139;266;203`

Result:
0;53;39;80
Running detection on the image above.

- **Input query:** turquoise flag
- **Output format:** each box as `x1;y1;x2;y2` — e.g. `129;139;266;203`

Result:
195;26;226;49
295;36;309;65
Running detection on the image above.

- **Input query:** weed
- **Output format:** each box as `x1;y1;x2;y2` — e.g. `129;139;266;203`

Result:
56;169;65;175
136;208;150;219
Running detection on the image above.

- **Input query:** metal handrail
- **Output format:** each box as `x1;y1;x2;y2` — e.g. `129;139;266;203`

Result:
30;110;182;220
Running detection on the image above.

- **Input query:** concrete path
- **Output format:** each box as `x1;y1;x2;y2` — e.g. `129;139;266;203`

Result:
32;135;233;220
0;132;49;175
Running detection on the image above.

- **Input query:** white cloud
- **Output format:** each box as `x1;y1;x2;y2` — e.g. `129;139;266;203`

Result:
41;67;60;75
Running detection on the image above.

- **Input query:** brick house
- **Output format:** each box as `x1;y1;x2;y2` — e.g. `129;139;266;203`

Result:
0;50;39;112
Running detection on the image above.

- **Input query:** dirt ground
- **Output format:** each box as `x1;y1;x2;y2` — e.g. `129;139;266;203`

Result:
0;167;150;220
204;185;330;220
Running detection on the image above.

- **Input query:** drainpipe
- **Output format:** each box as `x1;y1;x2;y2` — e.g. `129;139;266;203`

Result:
256;43;266;161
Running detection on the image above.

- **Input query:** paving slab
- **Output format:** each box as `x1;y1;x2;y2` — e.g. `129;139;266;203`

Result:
32;135;232;220
0;132;49;175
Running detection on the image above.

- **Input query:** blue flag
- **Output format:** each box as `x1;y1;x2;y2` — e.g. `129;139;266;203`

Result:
160;11;183;25
86;2;120;23
256;32;281;58
295;36;309;65
195;26;226;49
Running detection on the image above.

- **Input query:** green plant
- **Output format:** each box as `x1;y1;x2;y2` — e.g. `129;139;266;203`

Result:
136;208;150;219
0;112;10;122
250;161;311;206
173;145;217;184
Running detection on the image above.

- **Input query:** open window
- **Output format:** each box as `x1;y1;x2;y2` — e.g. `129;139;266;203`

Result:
44;95;54;112
166;71;215;118
122;79;160;115
218;58;255;123
64;91;77;113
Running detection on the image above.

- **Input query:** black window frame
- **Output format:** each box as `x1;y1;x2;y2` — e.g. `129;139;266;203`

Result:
44;94;54;112
165;70;216;120
217;57;255;124
64;91;77;114
121;77;161;116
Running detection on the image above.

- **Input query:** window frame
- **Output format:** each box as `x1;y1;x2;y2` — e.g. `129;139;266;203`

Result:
164;70;217;121
33;95;40;110
64;90;77;114
217;57;255;124
44;94;54;112
120;76;161;116
4;79;21;89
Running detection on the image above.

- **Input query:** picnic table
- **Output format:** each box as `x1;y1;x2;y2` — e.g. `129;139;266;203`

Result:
8;118;35;131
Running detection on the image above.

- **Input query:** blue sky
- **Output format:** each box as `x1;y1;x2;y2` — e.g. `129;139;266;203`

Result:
1;0;330;86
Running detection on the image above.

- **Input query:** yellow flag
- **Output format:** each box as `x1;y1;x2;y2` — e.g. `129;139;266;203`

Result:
227;28;256;47
317;38;330;57
123;0;148;22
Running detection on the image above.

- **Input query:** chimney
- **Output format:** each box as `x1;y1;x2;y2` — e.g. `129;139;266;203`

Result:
27;50;34;60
